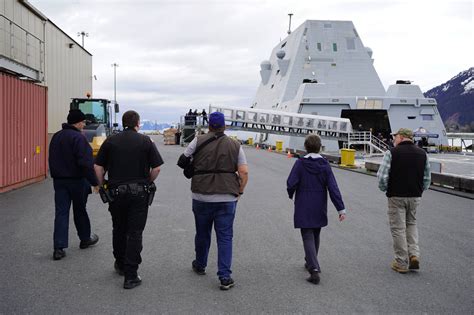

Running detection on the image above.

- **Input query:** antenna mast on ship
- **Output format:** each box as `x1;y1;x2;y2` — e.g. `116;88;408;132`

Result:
287;13;293;34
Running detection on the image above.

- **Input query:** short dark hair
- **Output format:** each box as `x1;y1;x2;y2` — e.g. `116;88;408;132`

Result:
304;134;322;153
209;125;225;133
122;110;140;129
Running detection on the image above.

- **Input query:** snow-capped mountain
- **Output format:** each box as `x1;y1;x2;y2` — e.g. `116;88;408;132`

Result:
139;119;171;131
424;67;474;131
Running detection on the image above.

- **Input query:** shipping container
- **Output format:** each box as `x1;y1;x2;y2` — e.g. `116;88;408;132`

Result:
0;72;48;192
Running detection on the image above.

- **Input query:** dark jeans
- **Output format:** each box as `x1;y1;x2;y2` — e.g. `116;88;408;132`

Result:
192;199;237;279
53;179;91;249
300;228;322;272
109;193;149;279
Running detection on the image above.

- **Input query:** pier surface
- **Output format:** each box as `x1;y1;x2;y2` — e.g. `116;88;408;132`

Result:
1;136;472;314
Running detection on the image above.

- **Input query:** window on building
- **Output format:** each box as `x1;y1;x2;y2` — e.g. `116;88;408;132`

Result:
271;84;274;89
276;69;280;75
333;43;337;52
324;23;332;28
281;42;287;48
421;114;434;120
407;116;416;120
317;43;322;51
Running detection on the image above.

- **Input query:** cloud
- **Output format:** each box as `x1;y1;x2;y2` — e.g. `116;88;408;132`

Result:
30;0;473;122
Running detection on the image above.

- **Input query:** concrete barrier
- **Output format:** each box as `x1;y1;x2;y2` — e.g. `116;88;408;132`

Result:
365;162;380;172
364;161;474;193
321;153;341;164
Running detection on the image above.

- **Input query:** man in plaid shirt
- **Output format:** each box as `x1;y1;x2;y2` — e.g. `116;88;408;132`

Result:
377;128;431;274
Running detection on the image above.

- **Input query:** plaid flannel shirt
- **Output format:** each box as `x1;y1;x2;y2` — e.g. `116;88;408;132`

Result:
377;150;431;192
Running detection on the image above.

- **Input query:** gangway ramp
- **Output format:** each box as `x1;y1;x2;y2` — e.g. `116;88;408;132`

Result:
210;105;353;141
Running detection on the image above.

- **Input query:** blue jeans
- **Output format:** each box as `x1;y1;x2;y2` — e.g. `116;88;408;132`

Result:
192;199;237;279
53;179;91;249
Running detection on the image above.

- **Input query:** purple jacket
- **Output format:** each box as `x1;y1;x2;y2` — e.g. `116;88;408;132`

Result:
287;157;345;228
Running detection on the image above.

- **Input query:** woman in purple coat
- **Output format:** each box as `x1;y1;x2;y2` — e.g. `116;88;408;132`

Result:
287;134;346;284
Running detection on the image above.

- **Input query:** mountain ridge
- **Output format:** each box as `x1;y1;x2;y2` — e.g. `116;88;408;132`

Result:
424;67;474;131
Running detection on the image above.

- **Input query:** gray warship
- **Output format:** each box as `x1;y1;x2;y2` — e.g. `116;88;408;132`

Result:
249;19;448;151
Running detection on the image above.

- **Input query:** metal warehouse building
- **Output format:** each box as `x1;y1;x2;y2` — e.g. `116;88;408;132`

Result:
0;0;92;192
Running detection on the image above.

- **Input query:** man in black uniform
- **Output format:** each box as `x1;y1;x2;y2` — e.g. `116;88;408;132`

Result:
94;110;164;289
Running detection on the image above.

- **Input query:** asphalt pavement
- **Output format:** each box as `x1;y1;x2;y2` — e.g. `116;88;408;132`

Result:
0;135;472;314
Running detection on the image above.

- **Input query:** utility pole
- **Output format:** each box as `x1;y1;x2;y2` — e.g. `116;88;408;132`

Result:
111;63;119;125
77;31;88;47
287;13;293;35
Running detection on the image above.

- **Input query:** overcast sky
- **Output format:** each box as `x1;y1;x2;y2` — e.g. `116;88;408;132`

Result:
30;0;473;123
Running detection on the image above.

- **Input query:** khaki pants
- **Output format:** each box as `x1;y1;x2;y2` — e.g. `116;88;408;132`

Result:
387;197;421;267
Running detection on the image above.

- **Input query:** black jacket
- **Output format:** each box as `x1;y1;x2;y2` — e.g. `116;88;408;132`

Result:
49;123;98;186
387;141;427;197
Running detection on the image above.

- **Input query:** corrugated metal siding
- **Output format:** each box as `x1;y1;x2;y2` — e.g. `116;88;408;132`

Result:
0;73;47;192
45;22;92;133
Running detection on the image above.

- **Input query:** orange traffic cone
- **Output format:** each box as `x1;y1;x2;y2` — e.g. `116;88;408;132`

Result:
256;144;260;150
287;150;293;158
267;146;272;152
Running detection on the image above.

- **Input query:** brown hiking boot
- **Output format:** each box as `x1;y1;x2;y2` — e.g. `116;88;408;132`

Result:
391;260;409;274
409;256;420;270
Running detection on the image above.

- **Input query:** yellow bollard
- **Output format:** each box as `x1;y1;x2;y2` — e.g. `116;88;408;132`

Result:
248;137;253;145
340;148;356;167
275;140;283;152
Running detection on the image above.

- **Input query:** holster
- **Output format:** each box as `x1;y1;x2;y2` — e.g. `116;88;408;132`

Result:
99;185;115;203
146;182;157;206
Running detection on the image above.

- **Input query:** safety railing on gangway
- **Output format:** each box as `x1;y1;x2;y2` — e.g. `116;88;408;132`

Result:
209;105;353;141
348;131;389;155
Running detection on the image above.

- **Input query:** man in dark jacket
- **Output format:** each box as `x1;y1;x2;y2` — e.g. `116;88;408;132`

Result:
377;128;431;274
181;111;248;290
49;109;99;261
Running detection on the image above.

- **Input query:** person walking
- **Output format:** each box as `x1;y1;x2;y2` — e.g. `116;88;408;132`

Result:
286;134;346;284
94;110;164;289
48;109;100;261
377;128;431;273
181;111;248;290
201;109;208;125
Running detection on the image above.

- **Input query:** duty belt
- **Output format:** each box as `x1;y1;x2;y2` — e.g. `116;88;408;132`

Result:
99;182;156;205
111;183;151;196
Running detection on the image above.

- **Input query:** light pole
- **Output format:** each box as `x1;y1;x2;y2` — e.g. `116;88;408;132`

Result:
77;31;89;47
111;63;119;124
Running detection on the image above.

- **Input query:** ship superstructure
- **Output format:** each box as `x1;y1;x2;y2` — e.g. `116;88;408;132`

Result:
252;20;448;150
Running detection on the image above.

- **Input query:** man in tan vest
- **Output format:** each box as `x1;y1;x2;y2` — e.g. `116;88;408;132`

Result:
182;111;249;290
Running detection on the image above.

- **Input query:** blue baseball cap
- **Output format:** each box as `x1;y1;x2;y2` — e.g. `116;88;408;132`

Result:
209;111;225;129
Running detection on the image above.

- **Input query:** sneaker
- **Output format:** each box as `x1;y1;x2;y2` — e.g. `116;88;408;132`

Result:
307;270;320;284
409;256;420;270
79;233;99;249
114;261;124;276
391;260;409;274
192;260;206;275
219;278;235;290
123;276;142;289
304;263;322;273
53;249;66;260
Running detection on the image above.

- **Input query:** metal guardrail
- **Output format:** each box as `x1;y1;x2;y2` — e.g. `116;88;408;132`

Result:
348;131;389;155
364;161;474;193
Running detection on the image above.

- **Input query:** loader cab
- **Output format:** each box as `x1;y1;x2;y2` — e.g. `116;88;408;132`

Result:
70;98;111;130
